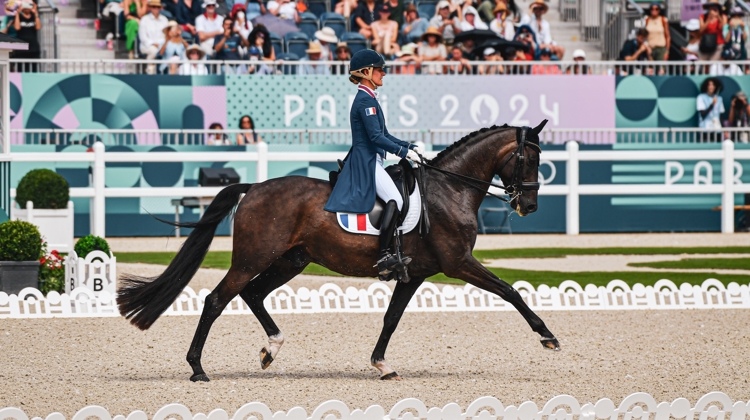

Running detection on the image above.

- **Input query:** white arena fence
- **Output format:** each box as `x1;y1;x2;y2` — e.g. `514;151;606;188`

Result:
6;140;750;235
0;392;747;420
9;127;750;146
0;279;748;319
8;59;750;76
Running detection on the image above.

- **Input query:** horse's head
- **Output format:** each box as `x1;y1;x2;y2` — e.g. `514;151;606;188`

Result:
496;120;546;217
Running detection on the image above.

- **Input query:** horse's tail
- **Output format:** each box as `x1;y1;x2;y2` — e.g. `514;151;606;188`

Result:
117;183;253;330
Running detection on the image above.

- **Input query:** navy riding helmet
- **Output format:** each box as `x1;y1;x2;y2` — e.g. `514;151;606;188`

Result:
349;49;386;73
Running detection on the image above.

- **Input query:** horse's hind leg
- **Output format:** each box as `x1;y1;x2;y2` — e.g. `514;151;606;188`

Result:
186;267;254;382
239;248;309;370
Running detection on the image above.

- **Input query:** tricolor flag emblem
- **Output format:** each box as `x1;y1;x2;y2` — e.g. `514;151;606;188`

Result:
339;213;368;231
365;107;377;116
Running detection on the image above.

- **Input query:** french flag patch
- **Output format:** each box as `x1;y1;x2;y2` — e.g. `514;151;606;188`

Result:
339;213;369;232
365;107;377;116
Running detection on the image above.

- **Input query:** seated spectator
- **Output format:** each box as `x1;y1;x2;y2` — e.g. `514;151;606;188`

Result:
420;26;447;74
385;0;405;27
244;0;266;20
237;115;261;145
503;45;528;74
122;0;148;59
179;44;209;74
331;42;351;75
248;24;276;60
353;0;381;39
531;48;562;74
139;0;168;73
727;91;750;142
478;0;519;24
458;38;476;59
371;3;400;55
697;77;724;134
513;24;536;59
619;28;651;61
429;0;461;44
401;3;428;44
159;20;188;73
392;42;420;74
644;2;669;61
461;6;488;31
232;5;253;40
447;45;471;74
709;48;744;75
334;0;357;17
521;0;564;58
723;7;748;60
565;48;590;74
215;16;248;61
682;18;700;61
489;2;513;39
247;46;274;74
195;0;224;56
266;0;299;21
699;0;725;61
175;0;203;34
298;41;331;75
314;27;338;60
206;122;231;145
12;2;41;65
479;47;504;75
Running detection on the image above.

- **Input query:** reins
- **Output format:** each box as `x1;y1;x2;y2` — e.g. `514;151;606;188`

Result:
413;125;543;203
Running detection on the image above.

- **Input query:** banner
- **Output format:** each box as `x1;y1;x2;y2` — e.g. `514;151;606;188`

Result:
227;75;616;131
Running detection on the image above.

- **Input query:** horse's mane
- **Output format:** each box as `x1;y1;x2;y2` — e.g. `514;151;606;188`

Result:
430;124;512;165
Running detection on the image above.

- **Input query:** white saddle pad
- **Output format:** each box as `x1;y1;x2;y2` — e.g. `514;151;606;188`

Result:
336;184;421;236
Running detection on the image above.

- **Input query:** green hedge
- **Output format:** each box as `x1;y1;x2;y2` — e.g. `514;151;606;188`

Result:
74;235;111;257
0;220;43;261
16;169;69;209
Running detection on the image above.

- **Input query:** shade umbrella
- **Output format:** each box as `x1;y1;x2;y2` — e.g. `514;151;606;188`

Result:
251;14;300;37
453;29;503;46
473;38;530;56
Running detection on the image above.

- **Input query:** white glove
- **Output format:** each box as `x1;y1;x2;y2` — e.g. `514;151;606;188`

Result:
412;145;424;156
406;149;421;162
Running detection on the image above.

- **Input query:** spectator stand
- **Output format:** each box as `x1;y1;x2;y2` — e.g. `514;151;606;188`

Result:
560;0;578;22
276;52;300;73
38;0;59;59
339;31;366;54
284;31;310;58
307;0;329;18
601;0;644;60
270;31;283;56
321;12;347;38
417;0;438;19
298;12;320;39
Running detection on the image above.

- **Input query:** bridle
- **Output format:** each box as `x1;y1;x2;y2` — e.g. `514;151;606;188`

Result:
415;125;542;203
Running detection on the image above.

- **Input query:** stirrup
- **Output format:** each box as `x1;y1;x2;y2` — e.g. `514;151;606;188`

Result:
375;253;403;276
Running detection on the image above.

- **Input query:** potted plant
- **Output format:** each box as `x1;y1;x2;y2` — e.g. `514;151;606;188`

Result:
12;169;74;253
65;235;116;295
0;220;43;295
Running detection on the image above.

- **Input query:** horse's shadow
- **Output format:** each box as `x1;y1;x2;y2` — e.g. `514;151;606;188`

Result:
111;369;464;382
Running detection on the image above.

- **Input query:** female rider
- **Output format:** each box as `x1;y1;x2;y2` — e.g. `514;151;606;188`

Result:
324;49;422;281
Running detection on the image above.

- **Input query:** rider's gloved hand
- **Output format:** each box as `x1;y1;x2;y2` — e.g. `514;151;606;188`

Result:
412;145;424;157
406;149;421;162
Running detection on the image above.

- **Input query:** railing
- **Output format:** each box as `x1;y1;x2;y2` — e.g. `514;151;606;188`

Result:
0;156;9;221
601;0;643;60
9;127;750;146
6;140;750;236
37;0;59;59
580;0;605;41
666;0;681;22
9;58;750;76
560;0;579;21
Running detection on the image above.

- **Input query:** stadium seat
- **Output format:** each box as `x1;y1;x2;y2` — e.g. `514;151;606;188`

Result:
417;0;438;18
339;32;367;55
307;0;328;17
269;32;283;55
284;31;310;58
277;52;300;75
320;12;346;38
299;12;320;39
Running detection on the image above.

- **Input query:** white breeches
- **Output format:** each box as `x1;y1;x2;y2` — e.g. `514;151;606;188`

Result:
375;155;403;211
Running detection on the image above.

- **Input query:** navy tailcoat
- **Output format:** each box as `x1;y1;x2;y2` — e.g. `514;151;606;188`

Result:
324;87;414;213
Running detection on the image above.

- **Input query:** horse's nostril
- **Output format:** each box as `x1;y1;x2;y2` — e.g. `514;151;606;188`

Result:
527;204;538;213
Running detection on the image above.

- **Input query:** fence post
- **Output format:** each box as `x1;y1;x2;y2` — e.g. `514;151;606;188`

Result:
722;140;735;234
566;141;580;235
93;141;106;237
256;141;268;183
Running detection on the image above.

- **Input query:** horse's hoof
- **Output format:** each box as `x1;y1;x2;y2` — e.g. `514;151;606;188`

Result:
541;337;560;351
260;347;274;370
190;373;210;382
380;372;402;381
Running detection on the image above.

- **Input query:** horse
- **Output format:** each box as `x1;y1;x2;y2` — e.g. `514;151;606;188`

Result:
117;121;560;382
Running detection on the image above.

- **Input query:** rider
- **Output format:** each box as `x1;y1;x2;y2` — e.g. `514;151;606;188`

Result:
324;49;422;280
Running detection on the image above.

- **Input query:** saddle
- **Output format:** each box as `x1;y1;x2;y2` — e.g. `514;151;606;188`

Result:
329;159;416;229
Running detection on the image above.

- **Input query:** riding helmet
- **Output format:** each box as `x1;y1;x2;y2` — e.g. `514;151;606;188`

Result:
349;49;386;73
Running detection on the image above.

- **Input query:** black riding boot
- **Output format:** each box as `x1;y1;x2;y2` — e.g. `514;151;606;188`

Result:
377;200;412;279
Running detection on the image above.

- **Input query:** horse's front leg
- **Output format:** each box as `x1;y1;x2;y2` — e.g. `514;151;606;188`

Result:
370;277;425;380
445;256;560;351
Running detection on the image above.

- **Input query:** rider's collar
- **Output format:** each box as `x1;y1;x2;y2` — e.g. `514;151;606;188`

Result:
358;84;378;100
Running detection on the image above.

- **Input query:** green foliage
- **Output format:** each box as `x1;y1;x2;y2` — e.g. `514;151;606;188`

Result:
39;243;65;294
15;169;70;210
74;235;111;257
630;258;750;270
0;220;43;261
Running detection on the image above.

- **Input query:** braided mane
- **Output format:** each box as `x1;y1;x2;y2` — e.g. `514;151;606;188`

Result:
430;124;512;165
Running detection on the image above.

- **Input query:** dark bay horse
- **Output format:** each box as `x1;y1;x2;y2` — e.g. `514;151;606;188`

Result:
117;122;560;382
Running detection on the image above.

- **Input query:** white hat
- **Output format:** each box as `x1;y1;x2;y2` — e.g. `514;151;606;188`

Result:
436;0;450;9
314;27;338;44
572;49;586;59
202;0;217;7
685;18;700;31
483;47;495;56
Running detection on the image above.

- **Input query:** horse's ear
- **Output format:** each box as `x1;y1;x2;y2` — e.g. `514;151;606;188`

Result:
532;119;548;136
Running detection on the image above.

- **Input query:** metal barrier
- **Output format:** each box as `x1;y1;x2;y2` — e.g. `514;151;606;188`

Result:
7;140;750;235
580;0;604;41
666;0;681;22
560;0;579;22
37;0;59;60
601;0;643;60
738;0;750;30
9;127;750;146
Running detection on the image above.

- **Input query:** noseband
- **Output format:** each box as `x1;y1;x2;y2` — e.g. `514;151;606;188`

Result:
498;126;542;202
